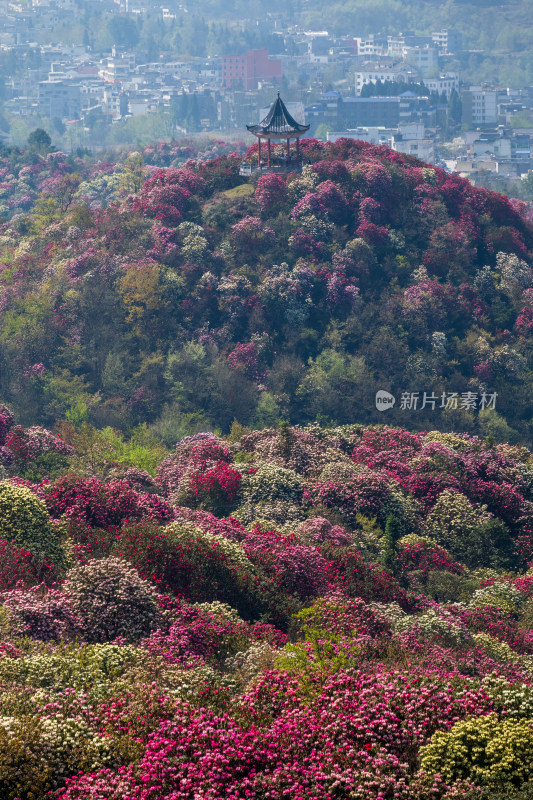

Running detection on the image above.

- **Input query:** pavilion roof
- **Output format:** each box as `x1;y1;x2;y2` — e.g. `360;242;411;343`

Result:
247;94;310;136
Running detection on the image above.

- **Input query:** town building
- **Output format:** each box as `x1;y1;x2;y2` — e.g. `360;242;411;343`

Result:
462;87;498;126
222;48;282;90
38;80;81;119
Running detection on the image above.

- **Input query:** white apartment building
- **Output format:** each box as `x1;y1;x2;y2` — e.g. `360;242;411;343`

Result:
462;87;498;125
423;73;459;97
355;65;417;95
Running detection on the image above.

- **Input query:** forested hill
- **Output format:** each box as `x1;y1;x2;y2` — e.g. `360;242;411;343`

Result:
0;137;532;445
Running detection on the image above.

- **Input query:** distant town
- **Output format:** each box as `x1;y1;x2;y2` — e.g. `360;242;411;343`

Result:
1;0;532;198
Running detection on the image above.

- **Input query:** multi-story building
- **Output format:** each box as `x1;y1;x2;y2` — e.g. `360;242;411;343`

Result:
423;73;459;98
462;86;498;125
406;45;438;73
38;79;81;119
390;130;435;163
102;85;121;117
431;30;462;55
354;34;388;57
99;48;135;83
222;48;281;90
355;64;418;95
342;96;401;127
328;122;435;163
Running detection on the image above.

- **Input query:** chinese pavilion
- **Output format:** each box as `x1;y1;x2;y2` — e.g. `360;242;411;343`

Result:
243;93;310;174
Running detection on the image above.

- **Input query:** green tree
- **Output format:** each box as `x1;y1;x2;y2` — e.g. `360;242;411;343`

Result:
27;127;52;153
521;172;533;201
448;89;462;125
118;152;146;195
381;514;402;575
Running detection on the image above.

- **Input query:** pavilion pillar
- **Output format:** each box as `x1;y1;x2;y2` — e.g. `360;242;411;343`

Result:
258;137;261;169
286;137;290;158
296;136;300;162
267;138;271;167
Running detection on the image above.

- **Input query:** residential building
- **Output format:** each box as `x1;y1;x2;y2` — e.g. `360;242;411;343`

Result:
462;87;498;126
38;79;81;119
102;85;121;117
423;73;459;98
342;97;400;127
390;131;435;162
327;122;435;162
222;48;281;90
406;45;438;73
355;64;418;95
431;30;462;55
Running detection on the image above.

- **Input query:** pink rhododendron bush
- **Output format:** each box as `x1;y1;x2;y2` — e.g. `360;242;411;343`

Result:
3;415;533;797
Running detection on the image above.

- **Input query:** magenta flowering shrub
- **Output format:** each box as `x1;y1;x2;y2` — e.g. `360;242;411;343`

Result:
0;403;15;446
296;592;392;640
326;545;412;608
254;172;288;217
291;179;350;225
450;604;533;656
137;167;198;225
304;469;409;528
516;289;533;334
112;521;260;618
107;466;157;493
1;584;80;641
397;539;465;578
155;433;232;498
44;475;174;528
298;516;354;547
243;525;329;600
227;341;262;380
1;424;74;473
172;507;247;542
230;215;275;253
141;598;286;666
0;537;58;590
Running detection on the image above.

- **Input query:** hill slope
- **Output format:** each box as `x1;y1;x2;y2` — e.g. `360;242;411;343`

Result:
1;419;533;797
0;138;532;444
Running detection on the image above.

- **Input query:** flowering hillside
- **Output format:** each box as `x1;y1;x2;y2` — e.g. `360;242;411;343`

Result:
2;412;533;797
0;137;532;443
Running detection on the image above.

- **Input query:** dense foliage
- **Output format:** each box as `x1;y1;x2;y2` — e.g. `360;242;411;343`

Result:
1;137;533;796
0;138;532;446
1;414;533;797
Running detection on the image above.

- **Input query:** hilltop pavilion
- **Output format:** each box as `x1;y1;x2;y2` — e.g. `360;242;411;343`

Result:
242;93;310;174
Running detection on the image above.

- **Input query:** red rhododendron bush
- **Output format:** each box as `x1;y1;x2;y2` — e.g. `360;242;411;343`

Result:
1;416;533;798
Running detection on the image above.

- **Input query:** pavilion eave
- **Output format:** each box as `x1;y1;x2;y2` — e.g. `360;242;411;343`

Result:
246;126;309;138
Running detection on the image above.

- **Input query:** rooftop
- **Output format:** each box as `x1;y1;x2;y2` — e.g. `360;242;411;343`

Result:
247;93;309;137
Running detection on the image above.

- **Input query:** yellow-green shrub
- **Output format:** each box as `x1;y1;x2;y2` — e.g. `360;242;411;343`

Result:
0;716;54;800
420;713;533;788
0;642;144;690
0;481;66;567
